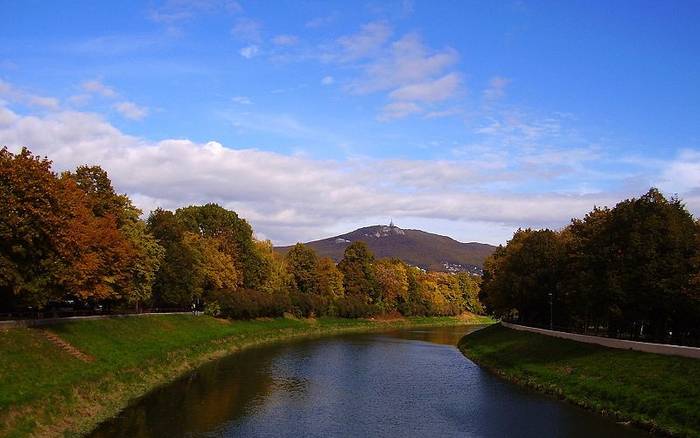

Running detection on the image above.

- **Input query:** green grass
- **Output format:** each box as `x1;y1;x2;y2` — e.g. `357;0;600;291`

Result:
0;314;490;437
459;324;700;437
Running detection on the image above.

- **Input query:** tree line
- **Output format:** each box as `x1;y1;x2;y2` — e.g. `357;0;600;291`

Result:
480;188;700;344
1;147;482;319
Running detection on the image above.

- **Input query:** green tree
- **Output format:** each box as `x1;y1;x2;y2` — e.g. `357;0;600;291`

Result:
603;189;698;340
148;206;244;307
175;204;265;289
285;243;319;294
338;242;378;302
480;228;564;326
120;220;164;312
562;207;617;333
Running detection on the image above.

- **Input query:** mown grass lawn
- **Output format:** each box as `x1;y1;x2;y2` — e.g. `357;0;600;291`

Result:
459;324;700;437
0;314;489;437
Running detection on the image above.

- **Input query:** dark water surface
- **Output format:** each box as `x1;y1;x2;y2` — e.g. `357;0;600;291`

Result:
91;325;647;437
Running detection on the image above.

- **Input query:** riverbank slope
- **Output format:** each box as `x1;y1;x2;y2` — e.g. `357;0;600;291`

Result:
459;324;700;437
0;313;491;437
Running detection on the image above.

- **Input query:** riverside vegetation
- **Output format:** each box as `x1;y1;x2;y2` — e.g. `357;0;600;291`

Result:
468;188;700;437
0;146;491;436
459;324;700;437
0;314;492;437
479;188;700;346
3;145;700;438
1;147;483;319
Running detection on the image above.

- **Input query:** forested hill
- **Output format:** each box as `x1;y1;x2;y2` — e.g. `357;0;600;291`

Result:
276;224;496;274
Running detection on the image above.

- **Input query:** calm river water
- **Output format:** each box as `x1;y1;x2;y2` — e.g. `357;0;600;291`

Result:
91;325;647;437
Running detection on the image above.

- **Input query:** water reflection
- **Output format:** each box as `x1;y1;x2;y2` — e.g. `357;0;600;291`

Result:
91;325;647;437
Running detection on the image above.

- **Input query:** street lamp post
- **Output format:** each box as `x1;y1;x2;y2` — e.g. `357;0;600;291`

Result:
548;292;553;330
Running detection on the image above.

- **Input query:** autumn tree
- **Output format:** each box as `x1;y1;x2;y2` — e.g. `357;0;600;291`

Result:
65;165;163;307
68;165;135;223
401;266;429;315
315;257;344;299
0;148;155;309
254;239;289;295
454;272;482;314
374;258;408;312
0;147;72;307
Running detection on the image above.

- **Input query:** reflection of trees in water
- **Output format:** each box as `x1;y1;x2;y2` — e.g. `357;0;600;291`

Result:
90;346;282;437
383;326;484;346
90;327;646;438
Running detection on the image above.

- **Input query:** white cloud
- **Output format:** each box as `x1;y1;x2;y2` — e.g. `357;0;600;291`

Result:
82;80;117;98
1;102;694;245
389;73;460;102
26;95;60;109
68;94;92;106
659;150;700;193
336;21;392;61
0;80;60;110
232;96;252;105
0;106;18;126
113;101;148;120
377;101;422;121
271;34;299;46
483;76;510;101
232;18;262;43
323;24;462;121
349;33;458;94
321;76;334;86
239;45;259;59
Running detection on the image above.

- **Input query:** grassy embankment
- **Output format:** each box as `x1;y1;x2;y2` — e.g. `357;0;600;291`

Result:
0;313;492;437
459;324;700;437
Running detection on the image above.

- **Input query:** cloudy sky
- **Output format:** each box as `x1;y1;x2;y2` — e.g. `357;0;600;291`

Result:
1;1;699;245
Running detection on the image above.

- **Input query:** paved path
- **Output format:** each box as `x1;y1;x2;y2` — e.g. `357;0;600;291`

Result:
502;322;700;359
0;312;191;329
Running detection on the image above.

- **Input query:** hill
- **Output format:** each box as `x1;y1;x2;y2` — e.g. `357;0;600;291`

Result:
276;224;496;274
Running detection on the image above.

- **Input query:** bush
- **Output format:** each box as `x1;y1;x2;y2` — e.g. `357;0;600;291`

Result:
289;291;338;318
207;288;290;319
336;296;379;318
203;301;221;317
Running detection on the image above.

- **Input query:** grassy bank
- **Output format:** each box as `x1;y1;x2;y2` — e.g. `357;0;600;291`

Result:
459;324;700;437
0;313;491;437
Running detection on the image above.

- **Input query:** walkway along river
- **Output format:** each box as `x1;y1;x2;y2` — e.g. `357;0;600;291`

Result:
90;325;647;437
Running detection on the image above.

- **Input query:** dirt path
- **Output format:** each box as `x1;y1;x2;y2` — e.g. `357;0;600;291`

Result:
42;329;94;362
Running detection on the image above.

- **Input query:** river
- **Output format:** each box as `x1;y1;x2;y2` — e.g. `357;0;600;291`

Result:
90;325;647;437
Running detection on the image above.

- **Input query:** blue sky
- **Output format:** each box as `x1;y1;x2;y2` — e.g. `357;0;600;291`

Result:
1;0;699;244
